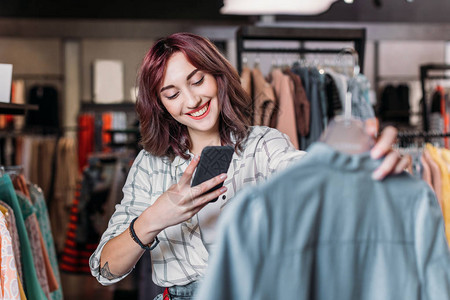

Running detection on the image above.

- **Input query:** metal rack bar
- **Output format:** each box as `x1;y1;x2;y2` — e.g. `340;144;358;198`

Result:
236;26;366;73
0;103;38;115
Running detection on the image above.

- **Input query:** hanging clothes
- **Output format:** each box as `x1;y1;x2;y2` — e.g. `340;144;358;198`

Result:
324;73;343;120
240;64;252;97
196;142;450;300
61;153;131;274
283;68;310;137
240;60;375;151
0;174;47;300
0;211;20;300
269;68;299;149
0;201;22;284
378;83;410;125
251;67;277;126
29;183;63;300
350;74;375;121
16;191;52;299
301;67;325;150
51;137;78;254
78;114;95;173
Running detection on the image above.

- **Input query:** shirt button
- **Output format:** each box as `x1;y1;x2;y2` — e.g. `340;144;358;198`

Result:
222;195;226;200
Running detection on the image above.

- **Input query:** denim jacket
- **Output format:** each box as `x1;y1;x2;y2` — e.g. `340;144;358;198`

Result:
196;142;450;300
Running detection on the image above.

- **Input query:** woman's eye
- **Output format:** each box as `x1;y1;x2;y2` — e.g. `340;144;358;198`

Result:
166;92;179;100
193;76;204;86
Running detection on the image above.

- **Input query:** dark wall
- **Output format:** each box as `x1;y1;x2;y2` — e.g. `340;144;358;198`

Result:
0;0;244;21
2;0;450;23
279;0;450;23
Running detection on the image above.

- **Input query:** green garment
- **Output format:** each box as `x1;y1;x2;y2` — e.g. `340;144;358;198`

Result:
0;175;46;300
29;183;63;300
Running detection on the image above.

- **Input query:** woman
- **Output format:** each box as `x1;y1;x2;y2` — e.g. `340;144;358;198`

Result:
89;32;408;299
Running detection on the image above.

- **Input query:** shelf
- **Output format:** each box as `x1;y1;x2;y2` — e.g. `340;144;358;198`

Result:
12;74;64;81
105;128;139;134
80;102;136;113
0;103;38;115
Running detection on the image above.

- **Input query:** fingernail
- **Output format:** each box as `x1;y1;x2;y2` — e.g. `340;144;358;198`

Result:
220;174;227;180
372;169;383;180
220;186;227;192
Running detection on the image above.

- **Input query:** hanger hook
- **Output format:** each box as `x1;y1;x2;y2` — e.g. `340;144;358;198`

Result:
338;47;360;78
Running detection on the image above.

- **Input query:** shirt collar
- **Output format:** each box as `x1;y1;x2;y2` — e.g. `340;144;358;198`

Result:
305;142;382;173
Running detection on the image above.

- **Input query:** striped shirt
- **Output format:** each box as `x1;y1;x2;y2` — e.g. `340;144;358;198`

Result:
89;126;306;287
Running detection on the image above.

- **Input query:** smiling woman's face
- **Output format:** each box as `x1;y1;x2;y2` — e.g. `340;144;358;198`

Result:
159;51;220;138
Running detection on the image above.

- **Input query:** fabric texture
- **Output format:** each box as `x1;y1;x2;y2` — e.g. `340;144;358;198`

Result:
0;201;22;284
16;192;51;299
90;126;306;287
51;137;78;253
251;67;276;126
29;183;63;300
60;178;96;274
283;69;310;137
0;211;20;300
240;65;252;100
0;175;47;300
196;142;450;300
302;68;325;149
425;144;450;247
153;281;200;300
270;68;299;148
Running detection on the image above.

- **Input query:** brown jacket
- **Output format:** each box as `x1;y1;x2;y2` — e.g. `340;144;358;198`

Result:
283;69;310;137
251;67;277;126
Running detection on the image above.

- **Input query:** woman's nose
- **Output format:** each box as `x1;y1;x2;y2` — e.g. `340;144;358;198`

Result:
185;90;202;109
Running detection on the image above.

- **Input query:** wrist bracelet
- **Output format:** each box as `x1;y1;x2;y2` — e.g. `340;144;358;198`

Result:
129;217;159;251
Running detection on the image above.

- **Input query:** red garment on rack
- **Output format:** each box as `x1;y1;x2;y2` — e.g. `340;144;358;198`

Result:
102;113;112;152
77;114;95;173
59;180;96;274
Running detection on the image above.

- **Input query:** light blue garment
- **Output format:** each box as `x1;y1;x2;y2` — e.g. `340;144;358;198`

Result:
196;142;450;300
153;281;200;300
303;68;324;149
350;74;375;121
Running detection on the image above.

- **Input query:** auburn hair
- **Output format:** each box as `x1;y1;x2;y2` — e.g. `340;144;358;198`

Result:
136;32;251;160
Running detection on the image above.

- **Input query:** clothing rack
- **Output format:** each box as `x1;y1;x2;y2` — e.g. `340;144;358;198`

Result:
398;130;450;148
236;26;366;74
398;131;450;139
420;64;450;132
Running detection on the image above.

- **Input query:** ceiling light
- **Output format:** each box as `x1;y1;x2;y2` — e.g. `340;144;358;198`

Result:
221;0;340;15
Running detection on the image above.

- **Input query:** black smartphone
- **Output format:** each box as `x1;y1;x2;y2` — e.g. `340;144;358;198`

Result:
191;145;234;203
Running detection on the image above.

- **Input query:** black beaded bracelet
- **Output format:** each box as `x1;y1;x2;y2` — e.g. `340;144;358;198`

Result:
129;217;159;251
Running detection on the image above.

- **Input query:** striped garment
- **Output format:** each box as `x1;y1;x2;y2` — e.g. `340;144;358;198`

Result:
89;126;305;287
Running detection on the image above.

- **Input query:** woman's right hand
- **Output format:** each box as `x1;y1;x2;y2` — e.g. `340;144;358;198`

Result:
145;155;228;230
98;155;227;279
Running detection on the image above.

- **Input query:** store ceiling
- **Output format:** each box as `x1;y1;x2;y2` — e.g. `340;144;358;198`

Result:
1;0;449;23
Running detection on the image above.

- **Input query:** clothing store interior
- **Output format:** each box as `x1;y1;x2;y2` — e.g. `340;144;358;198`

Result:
1;0;450;299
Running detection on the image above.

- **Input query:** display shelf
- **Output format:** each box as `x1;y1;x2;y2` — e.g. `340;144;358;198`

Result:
104;128;139;134
80;102;136;113
0;103;38;115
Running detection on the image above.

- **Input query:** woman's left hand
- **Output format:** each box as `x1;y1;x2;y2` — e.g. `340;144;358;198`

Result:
365;120;412;180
